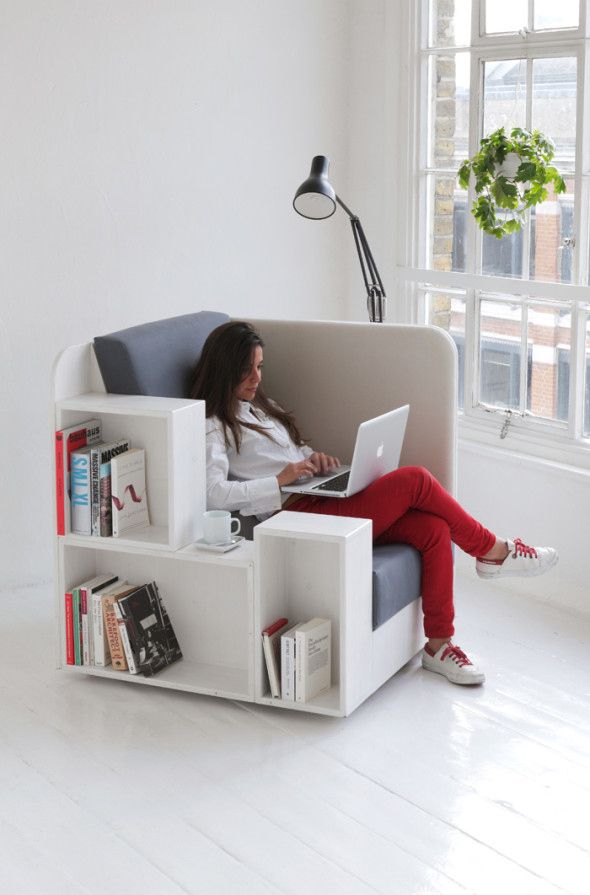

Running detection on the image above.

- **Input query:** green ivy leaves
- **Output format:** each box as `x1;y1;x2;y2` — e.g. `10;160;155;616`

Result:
457;127;567;239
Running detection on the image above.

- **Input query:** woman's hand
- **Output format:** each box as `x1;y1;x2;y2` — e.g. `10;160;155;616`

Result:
277;459;318;487
309;451;341;475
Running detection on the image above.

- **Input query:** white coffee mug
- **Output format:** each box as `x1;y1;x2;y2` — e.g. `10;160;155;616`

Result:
203;510;241;545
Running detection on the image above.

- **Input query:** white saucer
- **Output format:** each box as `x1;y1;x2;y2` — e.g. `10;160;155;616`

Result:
193;536;244;553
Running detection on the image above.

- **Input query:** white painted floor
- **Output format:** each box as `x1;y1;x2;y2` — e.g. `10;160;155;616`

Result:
1;570;589;895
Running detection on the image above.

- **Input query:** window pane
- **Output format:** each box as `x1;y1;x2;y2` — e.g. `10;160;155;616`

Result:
428;53;470;169
482;223;524;278
529;183;575;284
483;59;526;136
429;0;471;47
534;0;579;31
485;0;528;34
426;289;466;409
479;298;522;409
427;176;468;272
532;57;576;170
526;303;571;421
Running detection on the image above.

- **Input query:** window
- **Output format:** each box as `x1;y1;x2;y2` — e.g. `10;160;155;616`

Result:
416;0;590;453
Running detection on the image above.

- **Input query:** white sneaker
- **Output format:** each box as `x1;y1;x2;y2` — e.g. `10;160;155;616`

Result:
422;641;485;686
476;538;558;580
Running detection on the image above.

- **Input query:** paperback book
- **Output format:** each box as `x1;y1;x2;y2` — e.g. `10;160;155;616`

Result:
55;419;101;535
295;617;331;703
90;439;131;536
70;446;93;535
102;584;141;671
110;448;149;537
116;581;183;677
262;617;289;698
280;621;304;702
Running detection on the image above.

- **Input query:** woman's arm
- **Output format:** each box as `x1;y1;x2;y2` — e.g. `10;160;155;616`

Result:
206;425;282;517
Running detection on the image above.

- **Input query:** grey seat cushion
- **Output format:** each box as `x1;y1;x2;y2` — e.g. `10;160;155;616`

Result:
372;543;421;630
93;311;230;398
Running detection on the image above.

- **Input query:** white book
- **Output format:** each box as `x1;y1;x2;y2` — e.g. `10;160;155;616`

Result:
261;617;289;698
295;618;331;703
80;573;118;665
113;601;138;674
111;448;149;537
281;622;304;702
92;579;127;667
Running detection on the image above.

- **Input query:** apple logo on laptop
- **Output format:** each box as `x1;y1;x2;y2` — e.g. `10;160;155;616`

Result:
377;443;384;458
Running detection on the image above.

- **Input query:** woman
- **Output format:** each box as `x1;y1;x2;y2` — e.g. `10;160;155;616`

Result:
191;321;558;686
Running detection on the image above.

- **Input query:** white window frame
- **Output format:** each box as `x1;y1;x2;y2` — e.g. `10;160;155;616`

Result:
403;0;590;468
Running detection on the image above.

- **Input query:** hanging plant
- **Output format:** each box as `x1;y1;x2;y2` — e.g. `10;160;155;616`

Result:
457;127;567;239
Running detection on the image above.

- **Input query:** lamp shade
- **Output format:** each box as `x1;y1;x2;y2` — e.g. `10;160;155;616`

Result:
293;155;336;219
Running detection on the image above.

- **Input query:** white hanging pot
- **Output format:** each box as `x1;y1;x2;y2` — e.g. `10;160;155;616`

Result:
495;152;521;180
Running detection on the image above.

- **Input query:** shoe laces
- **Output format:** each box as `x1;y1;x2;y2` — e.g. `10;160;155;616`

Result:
441;643;472;667
513;538;538;559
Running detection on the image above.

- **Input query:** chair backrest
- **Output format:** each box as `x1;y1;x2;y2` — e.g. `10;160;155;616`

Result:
93;311;230;398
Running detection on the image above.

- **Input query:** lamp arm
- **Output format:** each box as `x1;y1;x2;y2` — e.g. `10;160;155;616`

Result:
336;195;386;323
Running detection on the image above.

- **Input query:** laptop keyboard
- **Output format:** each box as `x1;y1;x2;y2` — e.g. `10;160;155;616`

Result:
313;471;351;492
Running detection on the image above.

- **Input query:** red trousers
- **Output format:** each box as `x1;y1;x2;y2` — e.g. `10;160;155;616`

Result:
290;466;496;639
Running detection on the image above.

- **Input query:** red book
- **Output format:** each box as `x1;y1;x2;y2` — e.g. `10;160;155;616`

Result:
55;420;101;535
64;591;74;665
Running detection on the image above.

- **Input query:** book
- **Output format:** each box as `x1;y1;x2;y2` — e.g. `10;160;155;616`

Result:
261;617;289;698
110;448;149;537
280;621;304;702
55;419;101;535
70;447;93;535
117;582;183;677
79;574;119;665
113;601;138;673
64;591;75;665
102;584;140;671
295;618;331;703
71;586;83;664
90;439;131;537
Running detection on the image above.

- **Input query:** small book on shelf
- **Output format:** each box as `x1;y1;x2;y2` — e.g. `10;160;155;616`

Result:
79;573;119;665
110;448;149;537
67;572;117;666
295;617;331;703
116;582;183;677
280;621;304;702
262;617;289;698
55;419;101;536
102;583;141;671
90;439;131;536
70;446;94;536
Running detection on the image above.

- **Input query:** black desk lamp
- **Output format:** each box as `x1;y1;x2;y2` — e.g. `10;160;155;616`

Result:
293;155;387;323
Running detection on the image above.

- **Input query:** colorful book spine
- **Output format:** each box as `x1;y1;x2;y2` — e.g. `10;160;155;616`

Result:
54;420;101;536
90;447;101;536
72;587;82;665
70;448;92;535
92;591;110;667
80;587;92;665
64;592;74;665
113;602;138;673
103;596;128;671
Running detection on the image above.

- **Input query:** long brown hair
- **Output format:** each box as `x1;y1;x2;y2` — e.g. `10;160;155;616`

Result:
191;321;307;452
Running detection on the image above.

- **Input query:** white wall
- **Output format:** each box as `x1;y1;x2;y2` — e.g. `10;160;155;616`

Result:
1;0;355;589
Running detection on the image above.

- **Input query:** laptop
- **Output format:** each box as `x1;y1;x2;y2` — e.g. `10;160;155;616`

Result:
281;404;410;499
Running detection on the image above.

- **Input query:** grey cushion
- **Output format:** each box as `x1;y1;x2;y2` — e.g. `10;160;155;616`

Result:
372;543;421;630
93;311;230;398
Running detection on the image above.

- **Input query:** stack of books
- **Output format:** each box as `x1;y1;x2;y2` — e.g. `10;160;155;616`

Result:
261;616;331;703
55;419;149;537
64;576;182;676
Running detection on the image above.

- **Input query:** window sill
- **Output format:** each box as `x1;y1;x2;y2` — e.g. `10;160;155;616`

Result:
458;414;590;477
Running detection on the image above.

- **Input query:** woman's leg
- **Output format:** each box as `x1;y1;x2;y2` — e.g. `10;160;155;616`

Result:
291;465;496;558
376;509;455;640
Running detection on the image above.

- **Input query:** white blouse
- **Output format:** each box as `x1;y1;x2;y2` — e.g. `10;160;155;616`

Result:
205;400;315;519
